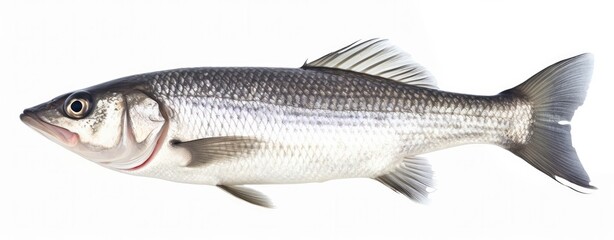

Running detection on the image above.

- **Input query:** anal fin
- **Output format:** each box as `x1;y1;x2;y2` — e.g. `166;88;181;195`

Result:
376;157;434;203
218;185;274;208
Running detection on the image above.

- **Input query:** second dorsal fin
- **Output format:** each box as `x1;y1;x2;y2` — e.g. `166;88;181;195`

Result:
302;39;437;89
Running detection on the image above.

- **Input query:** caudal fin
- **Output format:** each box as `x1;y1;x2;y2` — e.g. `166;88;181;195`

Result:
503;53;595;192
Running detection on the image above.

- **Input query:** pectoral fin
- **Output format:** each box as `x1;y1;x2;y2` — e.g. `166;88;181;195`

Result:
376;156;434;203
171;136;262;167
218;185;274;208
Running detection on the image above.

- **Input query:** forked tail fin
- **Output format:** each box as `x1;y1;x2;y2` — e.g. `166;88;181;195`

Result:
503;53;595;192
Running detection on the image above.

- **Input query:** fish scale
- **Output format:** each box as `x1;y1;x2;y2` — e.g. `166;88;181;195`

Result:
140;67;528;185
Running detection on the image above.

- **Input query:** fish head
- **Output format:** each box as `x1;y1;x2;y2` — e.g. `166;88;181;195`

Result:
20;88;166;171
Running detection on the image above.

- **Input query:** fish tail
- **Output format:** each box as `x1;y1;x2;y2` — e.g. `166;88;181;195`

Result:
502;53;595;192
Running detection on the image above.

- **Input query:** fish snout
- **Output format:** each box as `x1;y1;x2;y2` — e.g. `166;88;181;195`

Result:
20;108;79;147
20;108;40;124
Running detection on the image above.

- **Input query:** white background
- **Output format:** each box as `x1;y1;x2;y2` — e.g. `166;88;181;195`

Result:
1;1;612;239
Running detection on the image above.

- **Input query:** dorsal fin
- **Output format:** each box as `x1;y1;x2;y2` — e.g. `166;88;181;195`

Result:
303;39;438;89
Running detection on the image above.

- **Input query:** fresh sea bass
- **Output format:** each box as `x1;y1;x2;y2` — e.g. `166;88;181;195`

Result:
21;39;595;207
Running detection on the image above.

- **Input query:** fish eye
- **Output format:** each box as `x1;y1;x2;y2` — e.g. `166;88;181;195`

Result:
64;91;93;119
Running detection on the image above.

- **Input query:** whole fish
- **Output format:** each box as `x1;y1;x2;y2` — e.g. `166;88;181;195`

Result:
21;39;595;207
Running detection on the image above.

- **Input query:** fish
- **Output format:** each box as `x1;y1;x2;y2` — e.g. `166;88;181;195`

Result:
20;39;595;208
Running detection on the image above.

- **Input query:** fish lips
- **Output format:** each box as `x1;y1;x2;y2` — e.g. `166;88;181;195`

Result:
20;110;79;147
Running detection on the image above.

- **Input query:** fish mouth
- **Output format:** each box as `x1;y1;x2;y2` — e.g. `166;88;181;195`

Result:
20;110;79;147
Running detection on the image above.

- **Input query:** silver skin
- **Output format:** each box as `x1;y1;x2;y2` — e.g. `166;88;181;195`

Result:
139;67;529;183
20;39;594;207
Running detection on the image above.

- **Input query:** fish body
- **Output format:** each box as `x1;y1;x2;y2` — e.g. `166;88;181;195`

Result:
135;67;526;184
21;39;594;207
